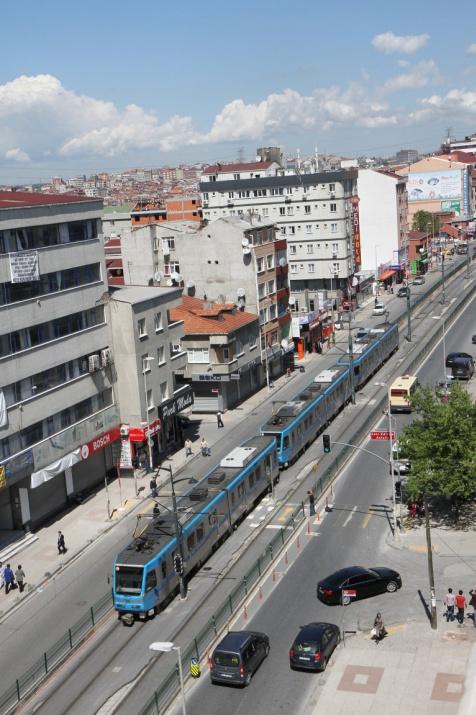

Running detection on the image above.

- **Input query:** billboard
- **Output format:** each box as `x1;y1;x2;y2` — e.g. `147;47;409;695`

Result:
350;196;361;267
407;170;462;202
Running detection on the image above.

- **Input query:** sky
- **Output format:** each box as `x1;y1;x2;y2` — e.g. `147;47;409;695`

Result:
1;0;476;183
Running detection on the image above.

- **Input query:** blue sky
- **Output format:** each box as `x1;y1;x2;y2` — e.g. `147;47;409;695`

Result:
1;0;476;182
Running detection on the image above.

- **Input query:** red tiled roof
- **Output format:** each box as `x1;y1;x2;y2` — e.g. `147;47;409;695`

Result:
202;161;274;175
441;224;459;238
437;151;476;164
170;295;257;335
0;190;95;209
408;230;429;240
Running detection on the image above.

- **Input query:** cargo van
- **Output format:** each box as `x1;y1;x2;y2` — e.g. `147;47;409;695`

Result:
209;631;270;686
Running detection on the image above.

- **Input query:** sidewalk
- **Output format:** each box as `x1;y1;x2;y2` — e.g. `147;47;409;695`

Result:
0;351;317;618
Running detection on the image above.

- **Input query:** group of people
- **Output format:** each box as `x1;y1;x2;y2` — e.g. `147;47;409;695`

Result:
444;587;476;626
0;563;26;594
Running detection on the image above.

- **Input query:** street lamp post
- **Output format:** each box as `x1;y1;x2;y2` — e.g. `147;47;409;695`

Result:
374;245;381;296
149;642;186;715
424;496;438;630
405;286;412;342
441;253;446;304
387;404;398;535
346;315;356;405
142;357;155;472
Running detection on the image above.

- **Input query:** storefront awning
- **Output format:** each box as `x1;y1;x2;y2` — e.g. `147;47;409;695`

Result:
31;449;81;489
379;269;396;281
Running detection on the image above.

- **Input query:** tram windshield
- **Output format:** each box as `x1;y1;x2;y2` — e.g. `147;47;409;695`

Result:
115;565;144;594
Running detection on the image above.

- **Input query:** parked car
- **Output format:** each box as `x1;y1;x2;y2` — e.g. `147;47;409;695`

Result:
472;335;476;345
446;352;475;380
289;622;340;672
413;276;425;285
209;631;270;686
317;566;402;605
372;302;386;316
397;287;409;298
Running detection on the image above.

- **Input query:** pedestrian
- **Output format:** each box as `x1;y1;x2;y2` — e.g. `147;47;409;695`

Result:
153;504;160;518
374;296;378;307
185;438;193;457
201;438;210;457
57;530;67;555
372;612;387;644
15;565;25;593
469;588;476;627
444;587;456;622
149;476;158;498
217;410;224;429
4;564;15;594
307;490;316;516
390;285;394;294
0;561;5;591
455;590;467;625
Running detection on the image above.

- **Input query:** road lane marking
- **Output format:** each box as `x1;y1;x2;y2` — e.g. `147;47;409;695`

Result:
276;506;294;523
361;511;373;529
342;505;357;527
265;524;293;530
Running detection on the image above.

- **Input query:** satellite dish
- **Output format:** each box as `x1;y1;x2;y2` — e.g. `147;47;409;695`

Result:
242;237;250;247
186;280;195;289
288;296;296;305
166;279;173;286
281;339;289;349
242;247;251;255
170;272;182;282
154;271;164;282
237;288;246;297
279;257;287;267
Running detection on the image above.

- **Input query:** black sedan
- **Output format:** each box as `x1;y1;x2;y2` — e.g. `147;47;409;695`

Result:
289;622;340;672
317;566;402;605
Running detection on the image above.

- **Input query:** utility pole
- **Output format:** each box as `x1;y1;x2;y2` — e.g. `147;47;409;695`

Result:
406;286;412;342
159;465;187;599
424;494;437;629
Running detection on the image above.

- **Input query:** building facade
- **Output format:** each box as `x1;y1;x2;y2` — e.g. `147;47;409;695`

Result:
0;192;118;531
108;286;193;463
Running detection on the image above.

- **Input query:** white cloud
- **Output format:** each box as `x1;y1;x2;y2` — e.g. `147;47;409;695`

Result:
420;89;476;114
467;44;476;55
5;147;30;162
372;31;429;54
382;60;440;92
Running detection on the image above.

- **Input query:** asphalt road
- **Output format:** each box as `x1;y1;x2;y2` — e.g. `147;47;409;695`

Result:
179;289;476;715
1;252;473;710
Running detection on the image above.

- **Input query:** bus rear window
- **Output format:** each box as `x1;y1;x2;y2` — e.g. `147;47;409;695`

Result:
115;565;143;594
390;389;407;397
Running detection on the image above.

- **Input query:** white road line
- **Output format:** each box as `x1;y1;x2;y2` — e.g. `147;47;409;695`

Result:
342;505;357;527
265;524;293;530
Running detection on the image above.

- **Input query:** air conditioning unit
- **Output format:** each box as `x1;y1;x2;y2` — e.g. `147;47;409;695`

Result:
120;425;129;437
88;354;100;372
101;348;113;367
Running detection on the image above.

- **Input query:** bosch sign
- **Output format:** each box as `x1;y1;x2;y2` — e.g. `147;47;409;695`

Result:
81;426;121;460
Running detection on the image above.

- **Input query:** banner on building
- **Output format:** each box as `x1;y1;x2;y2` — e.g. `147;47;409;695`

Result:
9;251;40;283
351;196;361;267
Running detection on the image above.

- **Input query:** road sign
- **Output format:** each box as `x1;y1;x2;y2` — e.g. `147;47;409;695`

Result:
370;431;396;441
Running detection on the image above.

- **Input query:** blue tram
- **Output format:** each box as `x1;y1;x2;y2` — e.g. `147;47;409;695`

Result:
261;324;399;467
113;436;278;622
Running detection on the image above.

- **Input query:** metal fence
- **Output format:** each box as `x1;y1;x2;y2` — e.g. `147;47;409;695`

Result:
0;590;112;714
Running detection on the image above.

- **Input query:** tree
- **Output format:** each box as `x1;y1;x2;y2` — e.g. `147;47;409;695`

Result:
400;383;476;519
412;210;440;235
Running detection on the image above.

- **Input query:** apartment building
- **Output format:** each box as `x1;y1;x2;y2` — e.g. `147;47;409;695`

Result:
102;204;134;286
130;196;202;226
199;161;359;317
0;192;118;531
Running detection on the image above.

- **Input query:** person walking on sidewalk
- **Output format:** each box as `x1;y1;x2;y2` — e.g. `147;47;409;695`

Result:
216;411;224;428
372;612;387;643
0;561;5;591
469;588;476;627
15;565;25;593
307;491;316;516
149;476;158;498
57;531;67;555
185;438;193;457
444;588;456;622
455;590;467;625
4;564;15;594
201;438;210;457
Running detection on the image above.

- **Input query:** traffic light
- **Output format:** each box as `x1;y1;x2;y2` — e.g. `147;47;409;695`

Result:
323;434;331;453
173;554;183;575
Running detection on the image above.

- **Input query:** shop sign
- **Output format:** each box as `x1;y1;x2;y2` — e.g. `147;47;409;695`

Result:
351;196;362;267
119;438;133;469
80;426;121;460
197;374;230;382
160;388;194;420
145;419;161;438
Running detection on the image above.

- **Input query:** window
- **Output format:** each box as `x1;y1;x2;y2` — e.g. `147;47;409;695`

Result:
287;207;294;216
170;342;181;356
329;183;335;191
197;524;204;542
138;318;147;338
280;227;286;235
145;570;157;592
262;207;269;217
162;237;175;252
286;187;293;195
330;203;337;213
309;299;315;311
233;173;240;180
258;282;266;299
256;257;265;273
271;187;283;195
146;388;153;410
228;191;234;198
332;243;339;254
279;207;285;216
289;245;297;254
157;345;165;364
222;347;230;361
249;333;257;349
333;262;339;273
290;264;297;274
187;532;196;550
235;337;243;354
259;308;266;325
307;244;314;254
308;263;315;273
266;254;274;269
164;261;180;276
142;354;152;372
305;205;311;214
267;279;275;294
155;312;163;331
306;224;312;234
331;223;337;233
202;192;209;200
289;226;295;235
160;382;168;401
161;561;167;579
187;348;210;363
269;303;277;319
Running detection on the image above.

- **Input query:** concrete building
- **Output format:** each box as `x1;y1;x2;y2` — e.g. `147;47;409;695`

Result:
199;160;359;317
108;286;193;462
443;132;476;155
102;204;134;287
357;169;408;285
0;192;118;531
130;196;202;226
395;149;419;164
119;217;294;376
170;296;261;412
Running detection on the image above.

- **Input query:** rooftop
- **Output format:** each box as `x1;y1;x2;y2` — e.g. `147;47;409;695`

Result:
110;285;180;306
170;295;257;335
0;190;96;210
202;160;274;175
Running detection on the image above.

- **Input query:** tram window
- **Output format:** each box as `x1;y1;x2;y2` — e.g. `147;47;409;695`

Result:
161;561;167;579
187;532;196;550
249;472;255;488
283;436;290;449
115;565;143;594
231;491;235;506
238;483;245;498
256;465;262;480
145;570;157;592
208;509;218;525
197;524;204;542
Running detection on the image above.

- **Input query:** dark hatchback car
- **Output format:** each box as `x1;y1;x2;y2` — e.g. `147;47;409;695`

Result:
289;622;340;672
209;631;270;686
397;287;409;298
317;566;402;605
446;352;475;380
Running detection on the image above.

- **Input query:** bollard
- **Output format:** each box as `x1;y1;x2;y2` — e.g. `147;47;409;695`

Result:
190;657;201;679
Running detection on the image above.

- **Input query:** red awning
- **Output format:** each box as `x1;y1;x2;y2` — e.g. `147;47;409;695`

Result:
379;269;396;281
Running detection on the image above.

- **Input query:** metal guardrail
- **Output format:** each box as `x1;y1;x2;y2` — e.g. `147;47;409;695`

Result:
1;257;473;715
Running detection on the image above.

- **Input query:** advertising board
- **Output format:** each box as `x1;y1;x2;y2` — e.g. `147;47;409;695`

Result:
407;170;462;202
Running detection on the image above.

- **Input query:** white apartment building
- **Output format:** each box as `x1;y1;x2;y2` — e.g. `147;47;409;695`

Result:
199;161;359;313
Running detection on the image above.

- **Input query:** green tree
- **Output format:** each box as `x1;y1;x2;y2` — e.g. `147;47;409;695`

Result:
412;210;440;235
400;383;476;519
